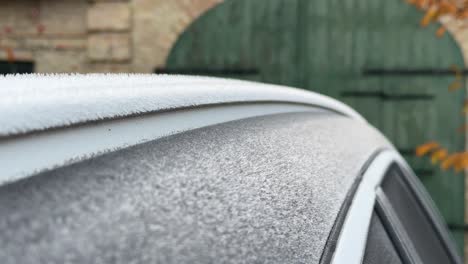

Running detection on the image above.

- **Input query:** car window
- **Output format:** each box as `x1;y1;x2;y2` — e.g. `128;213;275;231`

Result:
363;211;403;264
381;164;452;264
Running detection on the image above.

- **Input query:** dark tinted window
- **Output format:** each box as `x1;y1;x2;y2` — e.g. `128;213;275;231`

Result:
0;61;34;74
363;212;403;264
381;165;452;264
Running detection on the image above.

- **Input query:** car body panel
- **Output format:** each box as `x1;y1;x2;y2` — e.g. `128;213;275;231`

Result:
0;112;389;264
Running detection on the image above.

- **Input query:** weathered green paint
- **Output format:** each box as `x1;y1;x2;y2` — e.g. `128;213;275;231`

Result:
166;0;466;254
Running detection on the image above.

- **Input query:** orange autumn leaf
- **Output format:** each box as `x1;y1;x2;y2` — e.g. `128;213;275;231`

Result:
458;10;468;19
408;0;468;36
439;2;457;14
453;153;468;172
436;26;446;37
462;99;468;114
448;81;462;91
416;141;441;157
431;148;448;164
440;153;468;171
421;6;439;27
441;153;461;170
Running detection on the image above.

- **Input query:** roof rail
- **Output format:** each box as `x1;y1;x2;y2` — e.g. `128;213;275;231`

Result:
0;74;365;137
0;74;366;185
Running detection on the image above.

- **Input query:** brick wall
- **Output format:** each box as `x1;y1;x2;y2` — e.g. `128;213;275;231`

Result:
0;0;221;73
132;0;222;72
0;0;87;72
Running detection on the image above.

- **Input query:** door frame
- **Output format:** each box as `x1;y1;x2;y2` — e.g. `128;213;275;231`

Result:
330;149;462;264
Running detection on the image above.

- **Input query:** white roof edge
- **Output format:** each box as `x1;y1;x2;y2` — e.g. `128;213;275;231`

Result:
331;149;397;264
0;74;365;137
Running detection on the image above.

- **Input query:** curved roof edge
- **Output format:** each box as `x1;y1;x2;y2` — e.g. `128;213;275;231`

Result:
0;74;365;137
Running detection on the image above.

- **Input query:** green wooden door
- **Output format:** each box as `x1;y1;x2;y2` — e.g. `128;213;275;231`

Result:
165;0;466;254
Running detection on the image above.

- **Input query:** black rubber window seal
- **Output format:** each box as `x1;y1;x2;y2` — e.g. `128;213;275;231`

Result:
375;188;423;264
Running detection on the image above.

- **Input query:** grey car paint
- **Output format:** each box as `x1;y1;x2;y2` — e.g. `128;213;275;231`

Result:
0;112;390;264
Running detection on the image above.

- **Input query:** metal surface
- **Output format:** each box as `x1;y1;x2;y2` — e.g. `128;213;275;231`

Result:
0;103;322;186
0;112;390;264
165;0;466;249
332;149;462;264
0;74;364;137
331;150;395;264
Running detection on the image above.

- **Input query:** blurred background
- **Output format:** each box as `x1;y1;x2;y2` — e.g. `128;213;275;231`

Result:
1;0;468;260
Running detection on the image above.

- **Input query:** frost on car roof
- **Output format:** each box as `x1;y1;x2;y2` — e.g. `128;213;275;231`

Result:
0;112;390;264
0;74;364;137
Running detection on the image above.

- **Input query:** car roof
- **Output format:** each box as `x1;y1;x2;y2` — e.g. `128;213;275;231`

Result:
0;74;370;185
0;74;364;137
0;112;391;263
